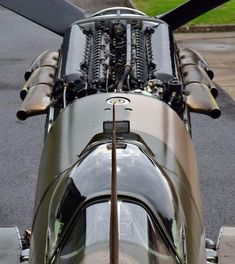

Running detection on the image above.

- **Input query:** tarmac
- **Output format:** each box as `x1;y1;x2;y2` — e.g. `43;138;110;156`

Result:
175;32;235;100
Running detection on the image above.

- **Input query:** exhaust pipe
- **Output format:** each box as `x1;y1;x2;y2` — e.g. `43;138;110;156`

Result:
17;84;52;120
186;82;221;119
24;51;58;81
20;66;56;100
179;48;221;118
178;48;214;80
180;64;218;98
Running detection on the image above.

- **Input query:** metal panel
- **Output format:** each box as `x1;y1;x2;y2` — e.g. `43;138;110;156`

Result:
61;24;87;76
150;23;177;81
37;93;203;221
32;94;206;263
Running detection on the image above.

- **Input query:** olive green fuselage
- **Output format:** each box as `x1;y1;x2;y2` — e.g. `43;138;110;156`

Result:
30;93;206;264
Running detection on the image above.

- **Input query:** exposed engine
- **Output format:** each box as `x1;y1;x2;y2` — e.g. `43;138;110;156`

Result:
17;8;220;122
52;16;184;114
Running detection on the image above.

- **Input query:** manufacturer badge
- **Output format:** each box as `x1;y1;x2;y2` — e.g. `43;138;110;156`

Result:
106;97;130;105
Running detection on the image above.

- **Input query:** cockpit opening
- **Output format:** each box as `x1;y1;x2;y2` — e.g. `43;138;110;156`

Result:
51;200;180;264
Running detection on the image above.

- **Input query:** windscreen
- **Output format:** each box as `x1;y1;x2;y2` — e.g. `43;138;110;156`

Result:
52;201;178;264
47;143;184;262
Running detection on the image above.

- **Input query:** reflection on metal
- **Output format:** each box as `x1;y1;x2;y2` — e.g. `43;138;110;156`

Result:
186;83;221;119
150;23;177;82
179;48;218;98
179;47;221;118
179;48;214;79
47;106;55;133
110;103;119;264
17;84;52;120
20;66;56;100
24;51;58;81
18;59;55;120
180;63;218;99
181;64;218;98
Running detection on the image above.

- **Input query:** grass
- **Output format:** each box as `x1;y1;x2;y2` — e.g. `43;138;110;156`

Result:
133;0;235;25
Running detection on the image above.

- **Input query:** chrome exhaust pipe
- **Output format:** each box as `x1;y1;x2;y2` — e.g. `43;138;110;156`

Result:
181;64;218;98
17;84;52;120
178;48;214;80
24;51;58;81
20;66;56;100
186;82;221;119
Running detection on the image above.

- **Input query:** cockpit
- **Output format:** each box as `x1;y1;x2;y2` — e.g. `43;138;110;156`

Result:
47;142;185;263
53;201;180;264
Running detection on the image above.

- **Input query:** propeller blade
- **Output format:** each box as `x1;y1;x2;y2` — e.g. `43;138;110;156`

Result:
159;0;230;30
0;0;86;36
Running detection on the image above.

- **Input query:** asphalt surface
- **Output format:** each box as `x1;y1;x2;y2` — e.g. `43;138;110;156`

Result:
175;32;235;240
0;8;234;243
0;9;61;231
176;32;235;100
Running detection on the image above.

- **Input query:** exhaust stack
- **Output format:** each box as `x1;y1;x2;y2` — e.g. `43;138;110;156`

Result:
17;84;52;120
17;51;59;120
179;48;221;118
24;51;58;81
20;65;56;100
186;83;221;119
179;48;214;80
181;64;218;98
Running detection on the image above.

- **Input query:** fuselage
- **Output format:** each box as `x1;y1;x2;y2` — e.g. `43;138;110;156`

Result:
29;93;206;264
28;8;206;264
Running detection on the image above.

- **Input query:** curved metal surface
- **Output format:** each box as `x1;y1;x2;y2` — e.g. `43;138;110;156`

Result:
186;82;221;118
181;64;217;98
178;48;214;80
38;93;201;209
25;51;58;81
61;24;87;76
70;144;176;223
17;84;52;120
31;94;206;264
91;7;147;17
150;23;177;81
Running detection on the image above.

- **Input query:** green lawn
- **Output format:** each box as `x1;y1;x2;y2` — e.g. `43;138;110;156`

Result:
133;0;235;25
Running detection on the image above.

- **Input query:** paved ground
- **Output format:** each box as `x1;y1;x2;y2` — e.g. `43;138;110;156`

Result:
0;9;61;232
175;32;235;240
0;7;234;244
72;0;133;14
176;32;235;100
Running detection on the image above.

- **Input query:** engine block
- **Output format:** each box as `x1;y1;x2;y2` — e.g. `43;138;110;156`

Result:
53;12;184;113
17;8;220;122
